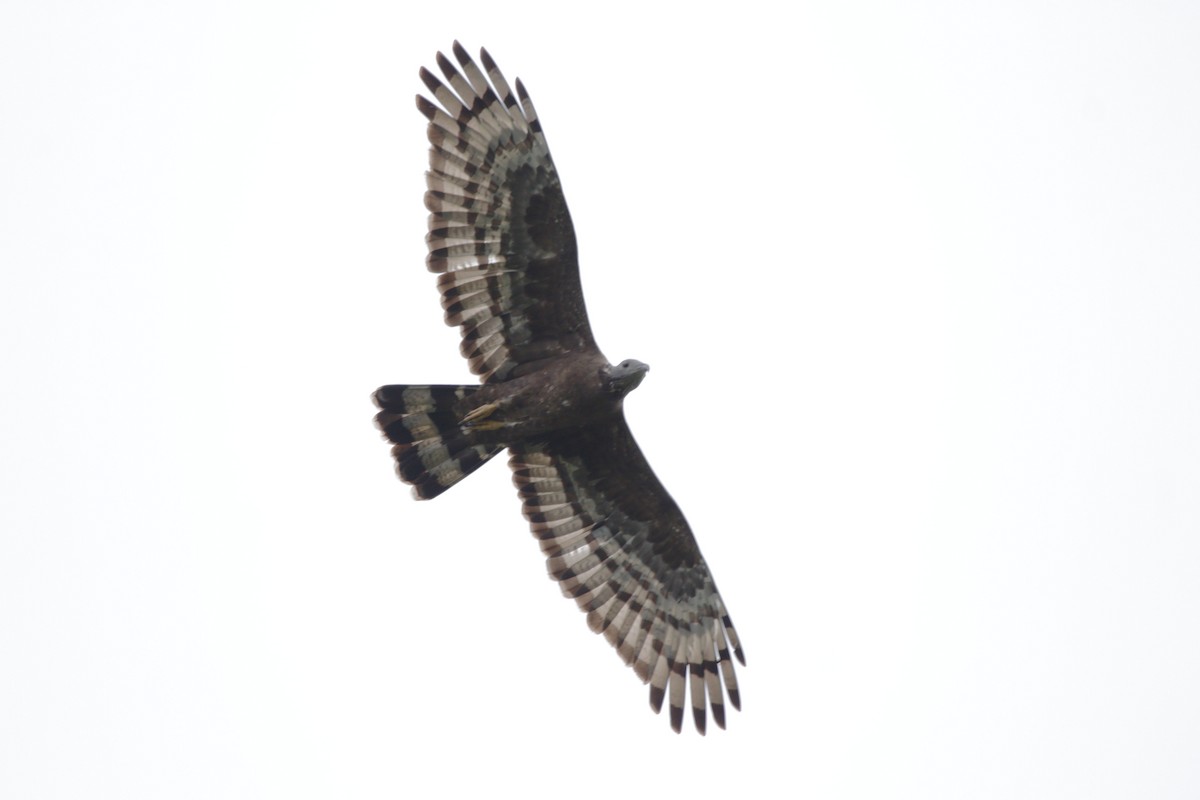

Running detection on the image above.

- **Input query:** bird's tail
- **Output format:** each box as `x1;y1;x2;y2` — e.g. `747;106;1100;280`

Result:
373;384;502;499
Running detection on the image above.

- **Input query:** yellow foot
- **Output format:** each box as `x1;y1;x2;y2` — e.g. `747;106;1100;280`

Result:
460;402;499;428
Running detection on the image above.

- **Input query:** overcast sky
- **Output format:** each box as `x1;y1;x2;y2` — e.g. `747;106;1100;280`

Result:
3;1;1199;797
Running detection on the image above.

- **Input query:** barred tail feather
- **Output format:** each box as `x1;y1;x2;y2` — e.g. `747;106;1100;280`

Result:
373;385;502;499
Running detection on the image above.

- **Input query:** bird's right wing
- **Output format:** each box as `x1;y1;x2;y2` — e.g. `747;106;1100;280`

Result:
508;416;745;734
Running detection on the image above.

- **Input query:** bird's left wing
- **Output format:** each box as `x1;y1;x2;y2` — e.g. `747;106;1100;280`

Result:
419;43;599;384
508;418;745;734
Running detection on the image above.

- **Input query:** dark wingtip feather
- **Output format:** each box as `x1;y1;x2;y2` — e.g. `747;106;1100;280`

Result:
419;66;441;94
435;50;456;79
479;47;497;72
669;705;683;734
415;94;437;120
712;701;726;730
649;685;665;714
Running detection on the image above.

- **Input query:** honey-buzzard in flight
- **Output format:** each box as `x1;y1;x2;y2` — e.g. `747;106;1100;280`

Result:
374;43;744;733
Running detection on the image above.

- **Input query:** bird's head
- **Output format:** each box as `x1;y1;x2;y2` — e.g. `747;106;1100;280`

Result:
604;358;649;396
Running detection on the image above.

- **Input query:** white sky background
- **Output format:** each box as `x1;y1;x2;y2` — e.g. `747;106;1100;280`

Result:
3;1;1199;797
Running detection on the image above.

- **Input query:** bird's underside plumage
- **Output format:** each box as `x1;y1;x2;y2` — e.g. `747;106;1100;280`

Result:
373;43;744;734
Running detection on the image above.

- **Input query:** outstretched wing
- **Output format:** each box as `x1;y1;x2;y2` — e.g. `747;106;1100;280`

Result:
509;419;745;734
419;43;598;384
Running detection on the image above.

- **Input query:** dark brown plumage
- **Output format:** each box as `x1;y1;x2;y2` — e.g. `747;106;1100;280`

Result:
374;43;744;733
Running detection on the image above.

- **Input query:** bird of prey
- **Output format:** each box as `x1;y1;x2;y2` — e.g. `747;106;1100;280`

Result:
373;43;744;733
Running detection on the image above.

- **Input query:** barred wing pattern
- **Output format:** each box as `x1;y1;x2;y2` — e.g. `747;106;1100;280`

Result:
401;44;745;733
509;420;745;733
420;43;597;383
